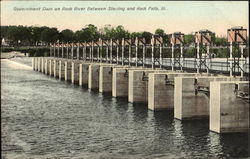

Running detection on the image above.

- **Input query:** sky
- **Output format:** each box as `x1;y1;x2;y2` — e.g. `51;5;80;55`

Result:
1;1;248;37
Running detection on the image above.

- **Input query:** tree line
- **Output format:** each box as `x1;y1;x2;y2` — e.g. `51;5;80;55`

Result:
1;24;229;47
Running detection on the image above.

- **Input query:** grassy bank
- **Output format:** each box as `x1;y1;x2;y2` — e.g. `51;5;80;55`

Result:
1;47;50;57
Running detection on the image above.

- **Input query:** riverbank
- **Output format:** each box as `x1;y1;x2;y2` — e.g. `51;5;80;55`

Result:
0;52;27;59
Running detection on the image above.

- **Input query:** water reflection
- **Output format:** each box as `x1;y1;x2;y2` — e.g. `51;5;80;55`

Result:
172;119;186;147
131;103;148;123
112;97;129;119
207;132;224;157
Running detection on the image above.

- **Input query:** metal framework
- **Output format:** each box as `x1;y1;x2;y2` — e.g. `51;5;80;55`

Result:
151;35;163;68
135;37;146;67
122;38;134;66
170;32;184;71
110;39;120;64
48;27;249;77
227;26;247;77
195;29;213;73
85;41;92;61
98;39;109;63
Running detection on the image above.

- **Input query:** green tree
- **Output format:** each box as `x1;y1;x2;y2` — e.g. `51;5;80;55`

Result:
40;27;59;45
1;26;9;39
216;48;229;58
82;24;100;41
154;28;169;44
155;28;165;36
30;26;44;45
114;25;129;39
60;29;74;42
74;30;87;42
184;34;195;46
99;25;130;40
214;36;227;46
6;25;31;46
141;31;152;44
184;48;196;57
101;25;115;39
130;32;142;39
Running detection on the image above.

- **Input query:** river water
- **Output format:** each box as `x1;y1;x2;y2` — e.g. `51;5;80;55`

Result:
1;57;249;159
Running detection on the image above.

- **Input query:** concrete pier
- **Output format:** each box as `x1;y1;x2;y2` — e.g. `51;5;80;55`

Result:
41;58;44;73
40;57;43;72
79;63;91;86
53;59;60;78
64;60;72;81
32;58;34;70
210;81;249;133
148;73;208;111
71;61;81;84
49;59;54;76
99;65;113;93
128;70;172;103
45;58;50;75
39;58;42;72
88;64;116;90
32;57;249;133
174;76;242;120
99;65;128;93
59;60;65;80
37;57;41;72
112;67;151;97
34;57;38;71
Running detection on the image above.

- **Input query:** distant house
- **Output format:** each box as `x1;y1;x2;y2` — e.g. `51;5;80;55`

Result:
1;38;11;46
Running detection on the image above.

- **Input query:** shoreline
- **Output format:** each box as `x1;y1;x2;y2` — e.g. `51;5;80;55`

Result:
0;52;27;59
